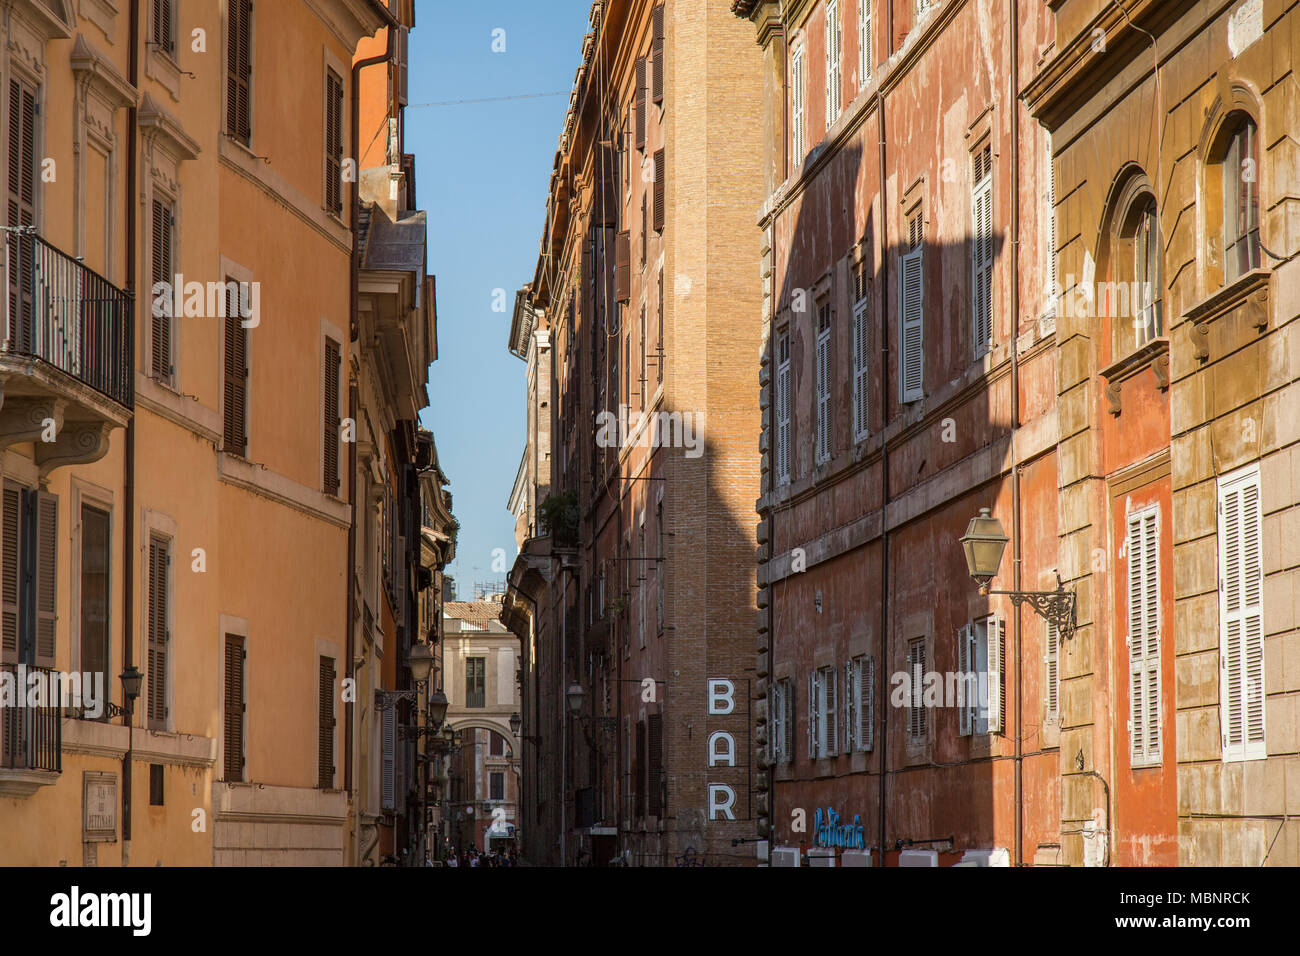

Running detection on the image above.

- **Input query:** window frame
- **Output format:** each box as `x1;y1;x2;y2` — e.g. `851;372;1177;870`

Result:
814;298;832;465
775;327;792;484
1221;116;1262;284
1126;504;1162;768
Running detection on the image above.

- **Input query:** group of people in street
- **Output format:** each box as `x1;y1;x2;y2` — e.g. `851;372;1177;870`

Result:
443;845;518;867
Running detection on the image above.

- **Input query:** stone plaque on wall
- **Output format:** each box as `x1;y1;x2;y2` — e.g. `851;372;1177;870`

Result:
83;771;118;842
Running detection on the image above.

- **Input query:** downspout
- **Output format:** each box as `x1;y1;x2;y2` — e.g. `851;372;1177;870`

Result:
121;0;140;852
875;92;890;865
1008;0;1026;868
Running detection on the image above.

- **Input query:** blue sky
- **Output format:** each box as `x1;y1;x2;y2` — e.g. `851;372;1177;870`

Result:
409;1;590;599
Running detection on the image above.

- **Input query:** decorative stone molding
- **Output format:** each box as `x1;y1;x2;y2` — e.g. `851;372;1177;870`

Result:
1183;268;1271;363
138;91;200;161
1098;337;1170;416
0;396;65;448
0;768;57;798
35;420;113;476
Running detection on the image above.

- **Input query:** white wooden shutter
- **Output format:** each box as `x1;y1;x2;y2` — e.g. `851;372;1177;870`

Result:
816;318;831;463
853;296;870;440
807;670;818;759
971;146;993;354
844;659;854;752
1045;618;1060;721
776;334;791;483
1127;507;1161;765
986;617;1004;734
784;679;795;762
861;656;874;751
858;0;871;88
1044;134;1058;311
1219;467;1265;761
792;48;805;163
825;0;841;124
899;246;925;402
958;625;972;736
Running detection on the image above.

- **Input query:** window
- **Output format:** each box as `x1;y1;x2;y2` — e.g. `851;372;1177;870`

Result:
958;617;1005;735
808;665;837;758
324;70;344;217
1222;118;1261;283
1043;133;1058;315
1127;506;1161;766
150;197;175;383
852;262;870;441
775;330;791;484
857;0;872;89
638;517;647;648
1132;198;1162;346
490;771;505;801
634;718;646;818
222;279;249;456
815;300;832;464
641;191;648;267
323;337;342;495
770;678;794;763
151;0;176;56
489;731;506;756
7;77;37;338
971;145;993;355
655;496;664;634
226;0;252;145
223;634;246;781
647;712;664;816
79;504;111;719
899;212;925;403
846;654;874;752
1044;618;1060;721
149;764;165;805
1218;466;1264;762
656;270;664;385
635;56;647;152
146;535;170;730
653;147;665;233
615;230;631;303
906;638;926;740
466;657;486;708
791;46;806;164
825;0;842;126
0;483;58;672
652;6;665;104
380;695;395;810
318;656;335;788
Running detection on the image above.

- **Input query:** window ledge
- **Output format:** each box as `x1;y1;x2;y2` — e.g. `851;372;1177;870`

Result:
0;768;58;798
1184;269;1270;362
1098;337;1170;416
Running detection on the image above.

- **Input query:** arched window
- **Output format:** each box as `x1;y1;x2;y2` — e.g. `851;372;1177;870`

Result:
1132;197;1163;346
1221;116;1261;282
1103;169;1163;355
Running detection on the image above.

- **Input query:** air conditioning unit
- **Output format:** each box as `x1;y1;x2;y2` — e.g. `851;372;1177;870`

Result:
770;846;801;867
841;849;873;867
807;847;835;867
899;849;939;867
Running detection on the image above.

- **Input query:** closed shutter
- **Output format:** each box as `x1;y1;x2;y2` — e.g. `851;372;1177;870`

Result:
815;309;831;464
958;624;972;736
380;697;395;810
226;0;252;144
150;199;173;381
899;246;925;402
634;718;646;818
147;536;169;728
615;230;631;302
783;679;795;760
1045;137;1057;308
223;281;248;456
1218;468;1265;761
318;656;335;788
1127;507;1160;764
986;616;1005;734
397;26;409;106
641;192;648;266
825;667;837;755
1;484;19;664
908;640;926;738
825;0;841;124
860;656;874;751
1045;618;1060;720
843;659;854;752
32;491;57;670
652;6;665;104
648;712;663;816
971;146;994;354
858;0;872;87
776;333;791;482
807;670;818;759
791;48;805;162
324;70;343;217
653;148;665;233
7;78;37;351
852;292;870;440
635;57;647;152
323;338;341;494
223;635;245;781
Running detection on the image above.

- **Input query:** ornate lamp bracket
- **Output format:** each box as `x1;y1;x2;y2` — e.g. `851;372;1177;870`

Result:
986;574;1077;642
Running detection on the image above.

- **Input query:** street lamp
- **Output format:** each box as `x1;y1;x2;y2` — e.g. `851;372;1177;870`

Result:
407;642;435;865
566;681;584;715
428;688;449;732
959;507;1077;640
113;665;143;841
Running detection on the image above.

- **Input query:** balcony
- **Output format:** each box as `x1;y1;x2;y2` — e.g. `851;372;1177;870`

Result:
1;228;133;472
0;664;62;797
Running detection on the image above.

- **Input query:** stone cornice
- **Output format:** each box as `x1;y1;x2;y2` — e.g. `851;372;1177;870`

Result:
70;33;137;109
138;92;200;161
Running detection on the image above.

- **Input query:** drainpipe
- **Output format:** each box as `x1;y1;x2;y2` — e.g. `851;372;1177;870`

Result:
121;0;140;854
875;92;890;866
1009;0;1024;868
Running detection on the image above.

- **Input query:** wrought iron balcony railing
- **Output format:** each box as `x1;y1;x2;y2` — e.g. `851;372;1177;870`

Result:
0;664;62;773
3;227;134;408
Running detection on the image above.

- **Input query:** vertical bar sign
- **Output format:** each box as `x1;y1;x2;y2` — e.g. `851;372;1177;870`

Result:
706;678;738;820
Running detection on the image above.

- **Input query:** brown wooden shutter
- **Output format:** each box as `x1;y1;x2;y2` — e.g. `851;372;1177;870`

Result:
324;71;343;217
652;6;665;104
397;26;409;105
615;231;631;303
318;656;335;788
8;79;36;351
223;281;248;456
147;536;169;728
226;0;251;144
0;483;19;665
323;338;341;494
635;56;647;152
640;193;647;266
634;718;646;819
647;712;664;816
151;199;173;381
223;635;245;780
653;148;665;233
33;491;57;670
153;0;174;54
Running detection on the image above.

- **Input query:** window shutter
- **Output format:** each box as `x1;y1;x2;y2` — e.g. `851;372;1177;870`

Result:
223;636;245;780
397;26;410;106
807;670;818;759
323;338;341;495
615;231;631;303
147;536;169;728
653;148;665;233
33;491;57;670
1045;138;1057;308
858;0;872;87
852;297;870;440
783;680;795;761
223;284;248;456
380;697;395;810
861;656;874;751
1218;469;1265;761
151;199;173;381
325;71;343;217
986;617;1004;734
1;484;19;665
651;5;665;104
843;659;854;753
635;57;647;152
648;712;664;816
634;718;646;818
9;79;37;351
825;667;837;756
815;318;831;464
791;48;805;162
899;246;925;402
318;656;335;788
1127;507;1161;764
1045;618;1060;720
776;333;791;483
971;147;993;354
226;0;252;144
958;624;972;736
